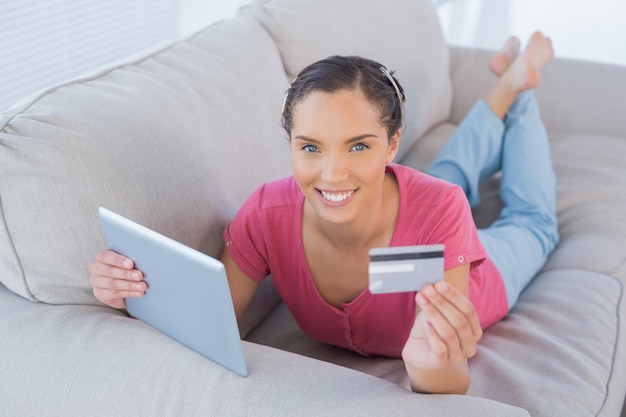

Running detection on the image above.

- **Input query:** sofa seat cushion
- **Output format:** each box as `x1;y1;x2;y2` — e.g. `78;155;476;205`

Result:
244;0;452;161
247;263;623;416
469;269;623;416
545;132;626;277
0;16;292;306
0;282;531;417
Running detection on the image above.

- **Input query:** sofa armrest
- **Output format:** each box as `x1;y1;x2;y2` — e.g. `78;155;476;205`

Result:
0;284;529;417
448;46;626;137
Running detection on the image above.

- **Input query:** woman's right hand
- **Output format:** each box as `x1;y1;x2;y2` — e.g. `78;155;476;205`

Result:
88;250;146;309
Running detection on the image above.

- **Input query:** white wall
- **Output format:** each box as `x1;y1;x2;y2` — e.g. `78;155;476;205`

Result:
436;0;626;66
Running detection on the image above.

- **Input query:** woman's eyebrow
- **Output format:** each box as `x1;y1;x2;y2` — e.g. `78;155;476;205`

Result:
293;133;379;144
293;135;321;143
344;133;379;144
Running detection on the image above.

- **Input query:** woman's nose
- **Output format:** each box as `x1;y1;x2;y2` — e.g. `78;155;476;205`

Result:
320;153;349;184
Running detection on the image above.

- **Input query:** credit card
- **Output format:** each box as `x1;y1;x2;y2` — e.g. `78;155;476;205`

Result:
368;244;444;294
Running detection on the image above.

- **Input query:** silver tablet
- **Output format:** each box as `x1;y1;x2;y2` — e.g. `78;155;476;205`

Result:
99;207;247;377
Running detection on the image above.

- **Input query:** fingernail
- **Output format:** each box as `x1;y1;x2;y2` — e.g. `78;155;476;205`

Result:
416;293;428;305
123;260;133;268
131;271;141;280
135;283;144;291
423;285;436;297
436;281;448;292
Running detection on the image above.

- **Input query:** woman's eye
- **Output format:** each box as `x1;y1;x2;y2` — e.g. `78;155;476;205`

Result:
351;143;369;152
302;144;319;153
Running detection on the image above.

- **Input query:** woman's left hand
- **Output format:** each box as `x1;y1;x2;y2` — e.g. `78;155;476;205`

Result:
402;281;483;372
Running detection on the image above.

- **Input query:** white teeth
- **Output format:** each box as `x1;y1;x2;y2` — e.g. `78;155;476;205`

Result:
320;190;354;202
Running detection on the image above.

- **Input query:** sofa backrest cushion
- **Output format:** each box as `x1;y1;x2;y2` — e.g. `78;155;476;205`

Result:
0;16;292;305
244;0;452;160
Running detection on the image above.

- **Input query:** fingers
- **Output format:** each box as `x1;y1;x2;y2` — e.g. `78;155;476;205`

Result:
96;249;135;271
416;282;482;363
88;250;146;309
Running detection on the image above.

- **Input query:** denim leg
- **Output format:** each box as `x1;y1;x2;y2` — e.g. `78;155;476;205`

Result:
426;99;505;207
477;91;559;309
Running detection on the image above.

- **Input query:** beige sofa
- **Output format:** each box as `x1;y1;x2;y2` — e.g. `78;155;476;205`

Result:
1;0;625;416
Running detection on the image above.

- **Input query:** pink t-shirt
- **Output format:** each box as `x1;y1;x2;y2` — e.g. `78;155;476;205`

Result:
224;164;508;358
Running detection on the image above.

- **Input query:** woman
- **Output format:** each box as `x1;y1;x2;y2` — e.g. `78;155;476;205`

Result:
89;32;559;394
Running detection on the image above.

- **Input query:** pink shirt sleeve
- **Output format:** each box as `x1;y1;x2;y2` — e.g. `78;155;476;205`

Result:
223;186;270;282
431;185;486;271
396;167;486;272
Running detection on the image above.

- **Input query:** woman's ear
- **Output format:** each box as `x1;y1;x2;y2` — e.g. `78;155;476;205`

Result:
386;129;401;164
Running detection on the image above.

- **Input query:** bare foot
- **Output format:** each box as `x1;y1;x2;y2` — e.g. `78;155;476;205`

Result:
503;31;554;92
484;31;554;118
489;36;521;76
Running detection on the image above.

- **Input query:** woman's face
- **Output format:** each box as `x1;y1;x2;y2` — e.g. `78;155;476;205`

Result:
290;88;400;225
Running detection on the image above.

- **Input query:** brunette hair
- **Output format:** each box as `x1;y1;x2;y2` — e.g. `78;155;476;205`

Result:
281;55;406;140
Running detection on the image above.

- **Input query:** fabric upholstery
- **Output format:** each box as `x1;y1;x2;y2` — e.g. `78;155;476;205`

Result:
0;16;292;306
469;269;623;416
244;0;452;161
0;1;625;416
0;282;530;417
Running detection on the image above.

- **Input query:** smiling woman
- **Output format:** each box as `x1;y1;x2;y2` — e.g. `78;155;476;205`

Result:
89;39;560;395
0;0;250;112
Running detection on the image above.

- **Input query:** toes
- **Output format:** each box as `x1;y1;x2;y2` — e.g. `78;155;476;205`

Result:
503;36;521;58
489;36;521;76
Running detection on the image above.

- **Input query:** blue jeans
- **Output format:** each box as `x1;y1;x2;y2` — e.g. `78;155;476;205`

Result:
426;91;559;309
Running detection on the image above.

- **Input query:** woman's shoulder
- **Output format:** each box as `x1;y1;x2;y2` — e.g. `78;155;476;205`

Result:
246;175;302;211
230;176;302;239
388;163;461;197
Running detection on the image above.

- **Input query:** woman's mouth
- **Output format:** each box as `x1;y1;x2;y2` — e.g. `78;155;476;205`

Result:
320;190;354;202
317;188;357;206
